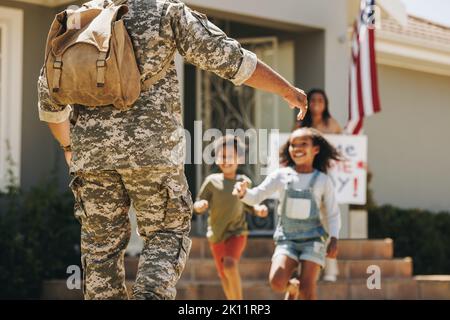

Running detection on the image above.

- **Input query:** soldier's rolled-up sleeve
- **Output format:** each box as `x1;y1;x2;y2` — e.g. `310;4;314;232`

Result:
37;67;71;123
163;2;257;86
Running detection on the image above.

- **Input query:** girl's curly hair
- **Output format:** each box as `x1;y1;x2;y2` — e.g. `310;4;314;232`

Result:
279;128;341;173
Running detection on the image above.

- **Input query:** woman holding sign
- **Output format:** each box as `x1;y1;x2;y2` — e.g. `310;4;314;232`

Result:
233;128;342;300
297;89;343;134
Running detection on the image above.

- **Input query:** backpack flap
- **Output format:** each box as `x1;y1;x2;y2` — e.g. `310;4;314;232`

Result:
45;2;140;109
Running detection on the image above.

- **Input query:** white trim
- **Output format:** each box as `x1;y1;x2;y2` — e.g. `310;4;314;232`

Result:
10;0;74;8
377;0;407;27
0;7;23;190
376;32;450;77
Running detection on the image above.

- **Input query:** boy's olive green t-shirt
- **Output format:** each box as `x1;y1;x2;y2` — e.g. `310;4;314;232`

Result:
197;173;253;244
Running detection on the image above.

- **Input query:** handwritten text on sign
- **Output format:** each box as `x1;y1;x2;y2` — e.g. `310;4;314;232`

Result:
324;134;367;205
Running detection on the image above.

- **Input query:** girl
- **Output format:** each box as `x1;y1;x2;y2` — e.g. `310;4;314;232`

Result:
233;128;341;300
296;88;342;283
297;89;343;134
193;135;268;300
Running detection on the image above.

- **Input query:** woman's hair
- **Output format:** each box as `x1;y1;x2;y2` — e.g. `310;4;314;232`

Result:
279;128;341;173
299;88;331;128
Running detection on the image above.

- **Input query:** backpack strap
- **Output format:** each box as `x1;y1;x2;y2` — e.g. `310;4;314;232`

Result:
52;56;63;92
96;51;107;87
141;49;176;90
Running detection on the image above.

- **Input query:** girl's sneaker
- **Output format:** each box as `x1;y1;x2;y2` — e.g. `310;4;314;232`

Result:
284;278;300;300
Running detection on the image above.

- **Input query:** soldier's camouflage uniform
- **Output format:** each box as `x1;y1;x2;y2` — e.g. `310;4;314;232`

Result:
37;0;257;300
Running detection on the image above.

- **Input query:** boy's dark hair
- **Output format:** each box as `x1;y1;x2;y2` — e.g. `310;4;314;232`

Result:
298;88;331;128
279;128;341;173
214;134;246;158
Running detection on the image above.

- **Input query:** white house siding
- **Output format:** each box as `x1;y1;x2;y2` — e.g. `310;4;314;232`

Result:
365;64;450;212
0;0;68;190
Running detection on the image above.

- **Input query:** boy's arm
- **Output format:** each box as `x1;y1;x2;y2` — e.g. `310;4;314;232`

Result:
194;178;213;215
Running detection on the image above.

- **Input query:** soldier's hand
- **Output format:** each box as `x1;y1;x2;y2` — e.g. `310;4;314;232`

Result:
64;151;72;167
253;204;269;218
283;87;308;121
232;180;249;198
193;200;209;213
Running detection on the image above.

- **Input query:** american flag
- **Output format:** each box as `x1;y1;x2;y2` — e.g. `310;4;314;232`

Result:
346;0;381;134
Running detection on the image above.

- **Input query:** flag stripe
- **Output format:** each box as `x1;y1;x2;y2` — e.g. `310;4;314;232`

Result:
361;26;374;117
356;30;365;130
369;28;381;113
346;0;381;134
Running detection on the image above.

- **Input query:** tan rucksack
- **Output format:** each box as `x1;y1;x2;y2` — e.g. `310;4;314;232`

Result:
44;0;172;110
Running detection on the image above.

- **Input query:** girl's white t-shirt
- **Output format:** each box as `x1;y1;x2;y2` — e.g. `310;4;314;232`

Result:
241;167;341;239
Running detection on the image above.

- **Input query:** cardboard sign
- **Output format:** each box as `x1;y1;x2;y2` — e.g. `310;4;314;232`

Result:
266;133;368;205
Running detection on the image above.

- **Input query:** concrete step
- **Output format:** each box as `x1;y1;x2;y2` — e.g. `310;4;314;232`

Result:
176;278;422;300
41;276;450;300
124;256;413;281
189;237;394;260
41;279;135;300
414;275;450;300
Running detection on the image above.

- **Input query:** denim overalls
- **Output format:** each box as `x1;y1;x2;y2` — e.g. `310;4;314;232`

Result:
274;170;328;242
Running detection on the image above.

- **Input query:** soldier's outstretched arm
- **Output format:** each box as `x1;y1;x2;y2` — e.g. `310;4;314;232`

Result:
164;1;307;120
244;60;308;120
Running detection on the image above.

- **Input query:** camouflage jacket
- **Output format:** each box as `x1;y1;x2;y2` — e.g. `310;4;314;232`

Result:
37;0;257;172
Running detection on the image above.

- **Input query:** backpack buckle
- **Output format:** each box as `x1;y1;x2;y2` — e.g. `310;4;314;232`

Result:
96;59;106;67
53;61;63;69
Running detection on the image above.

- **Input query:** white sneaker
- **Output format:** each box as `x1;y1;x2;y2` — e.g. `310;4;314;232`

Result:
323;274;337;282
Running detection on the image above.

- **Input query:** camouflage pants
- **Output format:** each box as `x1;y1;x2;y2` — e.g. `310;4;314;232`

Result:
69;166;193;300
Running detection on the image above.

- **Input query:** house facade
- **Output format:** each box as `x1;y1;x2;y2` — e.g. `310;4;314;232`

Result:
1;0;449;225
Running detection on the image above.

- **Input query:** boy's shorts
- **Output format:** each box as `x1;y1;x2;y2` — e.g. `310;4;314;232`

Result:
209;235;247;278
272;237;327;268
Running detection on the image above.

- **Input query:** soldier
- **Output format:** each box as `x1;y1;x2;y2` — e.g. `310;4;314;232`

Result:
37;0;308;300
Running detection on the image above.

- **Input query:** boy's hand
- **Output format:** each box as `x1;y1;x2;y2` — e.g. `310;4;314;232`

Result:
193;200;209;213
232;180;249;198
253;204;269;218
326;237;338;258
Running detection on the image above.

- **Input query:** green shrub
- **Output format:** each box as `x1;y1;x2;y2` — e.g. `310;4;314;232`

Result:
0;181;80;299
369;205;450;275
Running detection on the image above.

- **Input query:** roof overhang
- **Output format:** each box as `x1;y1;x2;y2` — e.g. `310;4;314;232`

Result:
348;0;450;77
376;31;450;77
9;0;75;7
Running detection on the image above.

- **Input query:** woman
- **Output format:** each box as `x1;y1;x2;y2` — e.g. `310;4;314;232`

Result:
297;89;342;134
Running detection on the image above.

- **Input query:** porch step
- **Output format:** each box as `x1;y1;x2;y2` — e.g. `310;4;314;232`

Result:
124;257;412;281
41;277;450;300
176;278;421;300
189;237;394;260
